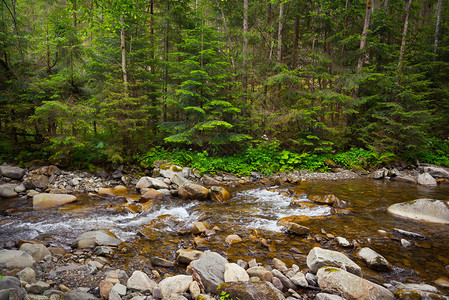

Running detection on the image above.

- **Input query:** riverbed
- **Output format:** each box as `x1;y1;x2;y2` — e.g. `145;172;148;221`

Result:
1;178;448;290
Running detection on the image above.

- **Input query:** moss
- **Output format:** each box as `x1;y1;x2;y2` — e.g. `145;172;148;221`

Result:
171;165;183;172
160;163;172;170
324;267;341;273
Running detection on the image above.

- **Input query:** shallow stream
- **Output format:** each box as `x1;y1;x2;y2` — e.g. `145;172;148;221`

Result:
1;178;448;290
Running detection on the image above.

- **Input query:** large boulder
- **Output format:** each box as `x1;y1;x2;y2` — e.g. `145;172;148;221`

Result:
0;165;26;180
190;250;228;293
387;199;449;224
217;281;286;300
0;249;35;269
306;247;362;276
417;173;437;186
136;177;169;190
179;182;210;200
158;275;193;298
19;243;52;261
421;165;449;179
0;183;18;198
72;230;122;248
157;163;191;179
317;267;394;300
33;193;77;209
224;263;250;282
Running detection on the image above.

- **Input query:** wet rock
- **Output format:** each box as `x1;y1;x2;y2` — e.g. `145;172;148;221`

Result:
0;276;21;290
272;277;283;291
26;281;50;294
224;263;250;282
178;182;210;200
175;249;203;264
434;277;449;288
390;281;445;299
309;194;347;208
0;165;26;179
306;247;362;276
93;246;114;256
357;247;391;271
286;222;310;236
112;283;127;296
210;186;230;202
317;267;394;300
335;237;351;247
287;271;308;288
217;281;286;300
277;215;311;226
72;230;122;248
189;281;201;299
401;238;412;247
272;258;288;273
191;222;207;234
14;183;26;193
418;172;437;186
0;249;35;269
127;270;157;293
140;188;163;201
271;269;296;290
33;193;77;209
151;257;175;267
19;243;51;261
387;199;449;224
373;169;387;180
98;185;127;196
190;250;228;293
159;275;193;298
315;293;345;300
393;228;425;239
306;273;318;287
26;174;50;189
202;175;222;186
0;183;18;198
0;288;28;300
225;234;242;245
136;176;169;190
246;266;273;282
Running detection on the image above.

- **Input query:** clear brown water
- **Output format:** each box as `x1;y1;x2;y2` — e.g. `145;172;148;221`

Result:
0;178;448;291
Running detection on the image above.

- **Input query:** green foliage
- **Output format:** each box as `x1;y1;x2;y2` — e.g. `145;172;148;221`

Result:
219;291;233;300
417;138;449;167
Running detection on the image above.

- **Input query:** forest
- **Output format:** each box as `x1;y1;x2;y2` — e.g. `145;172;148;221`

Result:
1;0;449;174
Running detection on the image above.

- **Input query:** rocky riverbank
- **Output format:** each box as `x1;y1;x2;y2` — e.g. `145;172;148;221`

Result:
1;162;449;299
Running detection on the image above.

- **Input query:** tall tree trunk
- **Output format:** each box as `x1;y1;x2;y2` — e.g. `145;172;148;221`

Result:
163;1;170;122
277;3;284;63
216;0;235;67
120;16;128;95
357;0;371;71
72;0;77;27
149;0;155;73
292;17;299;69
267;1;272;25
397;0;412;79
243;0;248;66
434;0;443;57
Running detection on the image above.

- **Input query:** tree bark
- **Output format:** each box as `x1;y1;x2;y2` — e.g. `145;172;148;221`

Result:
120;16;128;95
434;0;443;57
243;0;248;66
277;3;284;63
357;0;371;71
149;0;155;73
292;17;299;69
397;0;412;78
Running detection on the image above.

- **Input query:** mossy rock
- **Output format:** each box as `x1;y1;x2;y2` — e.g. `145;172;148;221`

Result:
216;281;285;300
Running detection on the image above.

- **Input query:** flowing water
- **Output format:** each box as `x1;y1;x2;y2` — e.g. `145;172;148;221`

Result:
1;178;448;290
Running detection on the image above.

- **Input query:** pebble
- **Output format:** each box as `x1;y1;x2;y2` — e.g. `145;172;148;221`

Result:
401;239;412;247
335;237;351;247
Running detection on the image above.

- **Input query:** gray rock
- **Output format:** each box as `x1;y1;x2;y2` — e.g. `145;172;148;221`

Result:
286;222;310;235
178;182;210;200
26;280;50;294
373;169;387;179
63;291;98;300
306;247;362;276
127;270;157;293
393;175;417;184
0;249;35;269
175;249;203;264
0;276;21;290
136;177;169;190
20;243;52;261
287;271;308;288
418;172;437;186
387;199;449;224
72;230;122;248
224;263;250;282
390;281;445;299
14;183;26;193
158;275;193;298
0;183;18;198
306;273;318;287
112;283;127;295
272;277;283;291
317;267;394;299
217;281;286;300
0;288;28;300
93;246;114;256
190;250;228;293
335;237;351;247
393;228;425;239
109;289;121;300
0;165;26;180
159;164;190;180
271;269;296;290
170;174;188;187
401;238;412;247
357;247;391;271
272;258;288;273
189;281;201;299
150;257;175;267
421;165;449;179
17;267;37;283
315;293;345;300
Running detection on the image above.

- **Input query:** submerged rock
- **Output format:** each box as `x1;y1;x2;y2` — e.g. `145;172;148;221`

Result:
317;267;394;300
210;186;231;202
286;222;310;235
387;199;449;224
357;247;391;271
175;249;203;264
306;247;362;276
217;281;286;300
